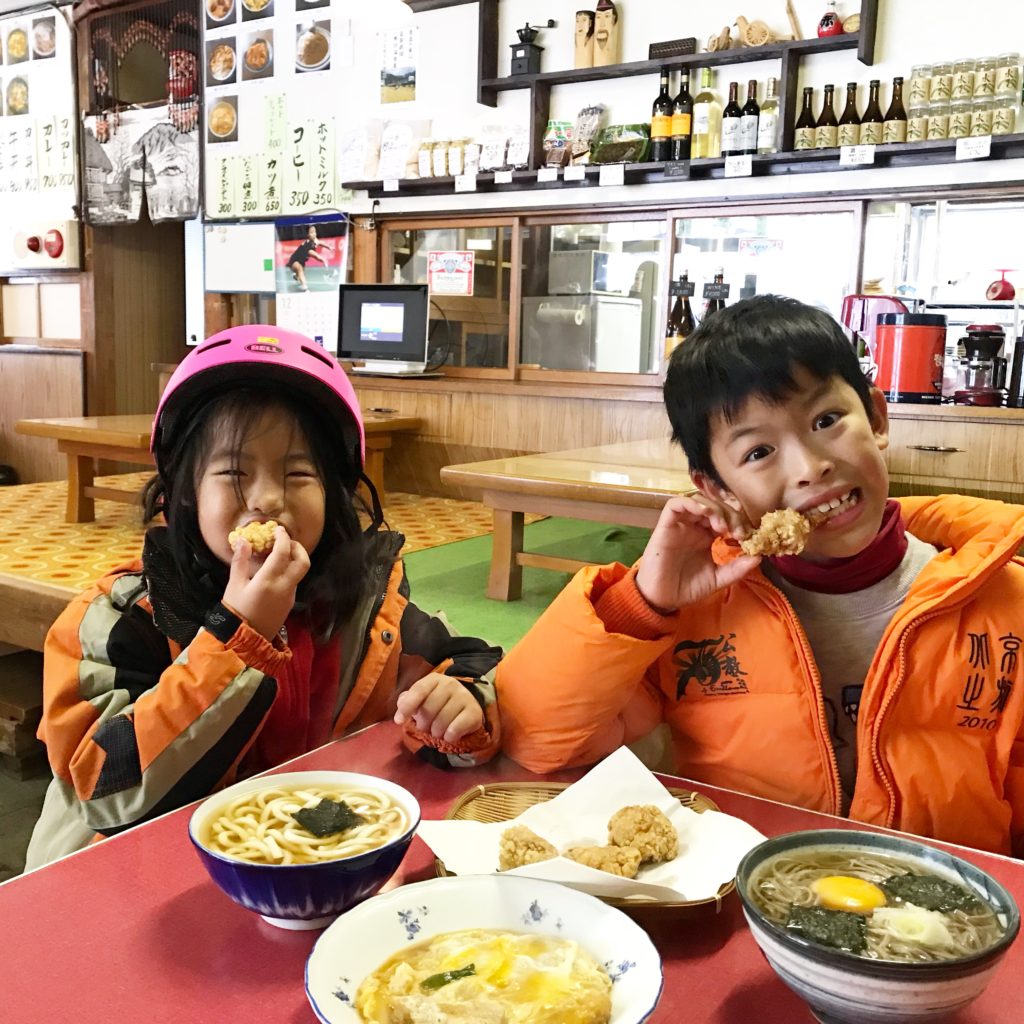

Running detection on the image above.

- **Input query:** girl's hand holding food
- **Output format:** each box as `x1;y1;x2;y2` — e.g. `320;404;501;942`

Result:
394;673;484;743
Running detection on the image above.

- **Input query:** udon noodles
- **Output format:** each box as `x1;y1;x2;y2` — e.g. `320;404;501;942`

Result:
202;784;408;865
749;848;1004;962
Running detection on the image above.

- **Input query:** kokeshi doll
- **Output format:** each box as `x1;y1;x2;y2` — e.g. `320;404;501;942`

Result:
593;0;620;66
574;10;595;68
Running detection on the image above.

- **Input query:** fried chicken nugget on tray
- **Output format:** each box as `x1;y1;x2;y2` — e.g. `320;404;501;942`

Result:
564;844;642;878
608;804;679;864
498;825;558;871
228;519;280;555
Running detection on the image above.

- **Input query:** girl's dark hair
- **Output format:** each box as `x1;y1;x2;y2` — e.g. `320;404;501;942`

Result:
143;386;368;640
663;294;875;486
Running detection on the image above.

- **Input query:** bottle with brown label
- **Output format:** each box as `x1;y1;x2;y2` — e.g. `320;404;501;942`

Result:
883;76;908;143
794;87;817;150
650;67;673;162
838;82;861;147
859;79;884;144
815;83;839;148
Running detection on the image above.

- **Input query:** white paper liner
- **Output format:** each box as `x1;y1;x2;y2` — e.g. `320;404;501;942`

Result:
418;747;767;902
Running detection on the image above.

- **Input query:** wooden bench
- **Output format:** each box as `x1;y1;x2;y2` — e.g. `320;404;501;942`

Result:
16;411;422;522
440;437;693;600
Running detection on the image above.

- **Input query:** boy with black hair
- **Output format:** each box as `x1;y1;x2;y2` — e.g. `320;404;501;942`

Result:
498;295;1024;856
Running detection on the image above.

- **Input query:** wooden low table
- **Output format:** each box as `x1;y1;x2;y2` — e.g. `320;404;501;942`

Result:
441;437;693;600
16;411;422;522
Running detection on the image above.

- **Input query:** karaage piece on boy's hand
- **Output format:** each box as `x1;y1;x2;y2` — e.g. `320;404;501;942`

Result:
228;519;280;554
740;508;811;557
565;844;642;878
498;825;558;871
608;804;679;864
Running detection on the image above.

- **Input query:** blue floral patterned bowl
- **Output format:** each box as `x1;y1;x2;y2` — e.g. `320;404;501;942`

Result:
736;829;1020;1024
188;770;420;930
305;873;664;1023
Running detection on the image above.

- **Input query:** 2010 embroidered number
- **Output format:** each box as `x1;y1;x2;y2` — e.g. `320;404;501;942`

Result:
958;715;998;730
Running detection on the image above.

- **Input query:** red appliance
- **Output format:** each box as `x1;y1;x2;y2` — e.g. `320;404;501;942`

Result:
874;312;948;404
839;294;910;358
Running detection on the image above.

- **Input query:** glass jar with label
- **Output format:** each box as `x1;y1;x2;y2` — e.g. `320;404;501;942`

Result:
907;103;929;142
992;96;1018;135
431;140;449;177
974;57;997;98
948;99;973;138
927;100;950;139
417;138;434;177
996;53;1021;97
908;65;931;106
930;62;953;102
951;59;976;101
970;100;994;136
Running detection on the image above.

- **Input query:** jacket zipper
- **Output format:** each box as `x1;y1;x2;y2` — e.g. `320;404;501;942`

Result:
356;534;405;668
751;577;843;815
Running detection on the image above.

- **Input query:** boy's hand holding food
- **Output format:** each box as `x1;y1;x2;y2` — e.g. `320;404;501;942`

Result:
394;672;484;743
223;524;310;641
635;493;762;613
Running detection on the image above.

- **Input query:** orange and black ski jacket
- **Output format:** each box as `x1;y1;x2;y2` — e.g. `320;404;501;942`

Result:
36;529;501;846
498;495;1024;856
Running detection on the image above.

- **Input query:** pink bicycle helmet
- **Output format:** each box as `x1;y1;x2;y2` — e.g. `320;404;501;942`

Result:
153;325;365;479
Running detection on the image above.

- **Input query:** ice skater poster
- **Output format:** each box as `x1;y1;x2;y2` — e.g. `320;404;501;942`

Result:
274;213;348;294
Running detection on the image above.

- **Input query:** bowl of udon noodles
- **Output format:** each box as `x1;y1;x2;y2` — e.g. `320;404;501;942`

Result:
305;873;663;1024
188;770;420;930
736;829;1020;1024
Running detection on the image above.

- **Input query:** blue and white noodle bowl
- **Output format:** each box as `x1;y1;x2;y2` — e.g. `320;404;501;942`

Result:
737;829;1020;1024
305;874;663;1024
188;770;420;930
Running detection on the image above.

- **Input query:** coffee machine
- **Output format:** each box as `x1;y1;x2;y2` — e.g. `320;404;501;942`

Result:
954;325;1008;406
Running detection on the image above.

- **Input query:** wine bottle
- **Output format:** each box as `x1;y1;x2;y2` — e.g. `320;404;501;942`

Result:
664;273;696;359
740;79;760;155
756;76;780;154
692;68;722;158
721;82;744;157
650;67;673;162
702;269;727;321
837;82;861;147
860;79;884;144
883;75;908;144
815;83;839;148
794;87;817;150
671;70;694;161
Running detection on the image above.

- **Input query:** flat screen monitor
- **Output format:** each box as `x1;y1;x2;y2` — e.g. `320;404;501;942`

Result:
337;283;430;375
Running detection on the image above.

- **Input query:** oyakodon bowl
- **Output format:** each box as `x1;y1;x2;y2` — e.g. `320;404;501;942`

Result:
188;770;420;930
736;829;1020;1024
305;874;664;1023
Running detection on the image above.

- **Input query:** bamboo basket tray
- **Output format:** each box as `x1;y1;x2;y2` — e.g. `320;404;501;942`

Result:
434;781;735;917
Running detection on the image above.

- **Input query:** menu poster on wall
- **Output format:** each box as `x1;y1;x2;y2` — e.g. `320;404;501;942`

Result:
0;8;77;213
274;212;348;351
427;250;475;296
379;26;416;104
202;0;348;219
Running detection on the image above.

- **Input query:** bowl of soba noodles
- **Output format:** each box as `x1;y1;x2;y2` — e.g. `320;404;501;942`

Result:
736;829;1019;1024
188;770;420;930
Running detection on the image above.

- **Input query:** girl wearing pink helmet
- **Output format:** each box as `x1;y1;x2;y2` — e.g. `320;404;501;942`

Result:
26;326;501;867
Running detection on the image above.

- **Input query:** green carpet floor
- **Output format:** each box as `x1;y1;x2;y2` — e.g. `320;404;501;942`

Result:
403;517;651;652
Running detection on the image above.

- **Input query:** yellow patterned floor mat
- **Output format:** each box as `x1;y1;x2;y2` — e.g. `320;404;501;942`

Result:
0;472;535;592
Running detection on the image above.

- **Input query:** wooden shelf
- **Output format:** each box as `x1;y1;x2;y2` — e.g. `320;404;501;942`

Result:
481;34;862;98
345;133;1024;198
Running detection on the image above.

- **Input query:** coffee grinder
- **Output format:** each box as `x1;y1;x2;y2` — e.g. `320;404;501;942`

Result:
954;324;1007;406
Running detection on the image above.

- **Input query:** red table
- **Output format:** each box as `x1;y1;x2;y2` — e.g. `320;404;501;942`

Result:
3;722;1022;1023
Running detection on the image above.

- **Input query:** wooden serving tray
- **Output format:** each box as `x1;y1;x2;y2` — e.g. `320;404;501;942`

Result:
434;781;735;917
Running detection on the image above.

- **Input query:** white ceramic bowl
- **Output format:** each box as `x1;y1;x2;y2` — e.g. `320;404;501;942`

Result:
305;873;663;1023
189;770;420;930
737;829;1020;1024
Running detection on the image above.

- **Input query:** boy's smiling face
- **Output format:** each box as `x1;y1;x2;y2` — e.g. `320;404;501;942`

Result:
697;369;891;561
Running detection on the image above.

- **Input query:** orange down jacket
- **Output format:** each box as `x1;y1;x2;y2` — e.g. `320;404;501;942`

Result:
498;495;1024;856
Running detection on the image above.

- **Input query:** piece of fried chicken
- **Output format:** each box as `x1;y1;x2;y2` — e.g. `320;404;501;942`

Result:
228;519;280;555
565;844;642;878
608;804;679;864
498;825;558;871
740;508;811;557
